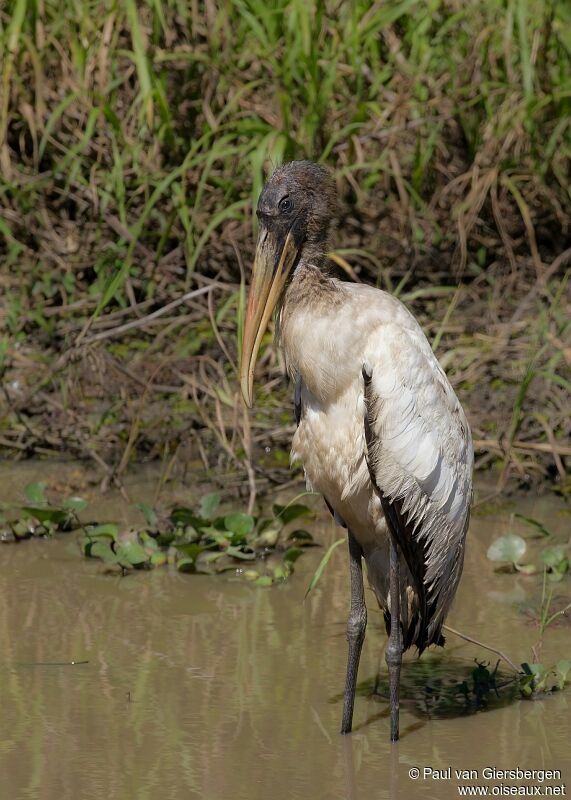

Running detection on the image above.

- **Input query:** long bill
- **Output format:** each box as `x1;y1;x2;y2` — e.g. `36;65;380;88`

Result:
239;228;299;407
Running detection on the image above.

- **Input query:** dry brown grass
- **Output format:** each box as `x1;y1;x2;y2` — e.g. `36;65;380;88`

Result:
0;1;569;500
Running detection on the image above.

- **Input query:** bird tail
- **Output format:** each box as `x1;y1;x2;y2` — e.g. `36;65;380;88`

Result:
364;541;448;654
382;606;445;653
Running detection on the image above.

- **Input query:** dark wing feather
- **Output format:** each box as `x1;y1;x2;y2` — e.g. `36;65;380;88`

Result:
364;367;432;650
294;371;302;427
362;345;471;652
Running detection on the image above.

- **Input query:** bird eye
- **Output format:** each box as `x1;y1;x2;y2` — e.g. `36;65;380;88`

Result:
278;196;292;213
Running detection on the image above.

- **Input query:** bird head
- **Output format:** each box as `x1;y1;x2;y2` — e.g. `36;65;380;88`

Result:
239;160;338;407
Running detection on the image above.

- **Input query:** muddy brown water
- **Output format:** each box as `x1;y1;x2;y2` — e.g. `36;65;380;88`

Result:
0;461;569;800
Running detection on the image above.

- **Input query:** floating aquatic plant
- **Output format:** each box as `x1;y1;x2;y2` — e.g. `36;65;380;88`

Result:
1;483;317;586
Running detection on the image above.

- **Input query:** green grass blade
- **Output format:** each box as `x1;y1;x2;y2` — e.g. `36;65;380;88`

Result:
305;537;345;599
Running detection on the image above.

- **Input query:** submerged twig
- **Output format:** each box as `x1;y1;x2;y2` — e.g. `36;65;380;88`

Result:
443;624;520;673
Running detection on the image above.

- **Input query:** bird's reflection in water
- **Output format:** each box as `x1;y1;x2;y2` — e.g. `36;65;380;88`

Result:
341;735;401;800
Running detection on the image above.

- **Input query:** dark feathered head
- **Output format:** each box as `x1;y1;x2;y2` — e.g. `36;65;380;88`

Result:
240;161;339;406
256;160;339;264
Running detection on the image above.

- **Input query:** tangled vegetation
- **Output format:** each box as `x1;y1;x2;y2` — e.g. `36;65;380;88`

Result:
0;0;569;503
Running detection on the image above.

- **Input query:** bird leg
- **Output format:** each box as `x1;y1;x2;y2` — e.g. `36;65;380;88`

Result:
341;530;367;735
386;533;403;742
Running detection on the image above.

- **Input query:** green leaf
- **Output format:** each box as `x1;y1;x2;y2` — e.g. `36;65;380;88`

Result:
273;503;312;525
256;527;281;548
515;514;552;538
22;507;69;526
139;531;159;551
177;557;196;573
283;547;303;564
90;541;121;564
125;0;154;124
486;534;527;564
226;545;256;561
63;496;88;511
24;482;47;505
86;523;118;541
273;564;291;581
115;541;149;567
155;531;175;547
305;537;345;598
514;563;537;575
527;663;547;678
287;529;314;542
224;512;254;537
556;660;571;690
541;546;568;569
170;506;204;529
136;503;158;528
12;518;35;539
525;662;551;692
200;492;220;519
201;551;227;564
208;530;230;547
174;543;205;562
150;552;167;567
255;575;274;587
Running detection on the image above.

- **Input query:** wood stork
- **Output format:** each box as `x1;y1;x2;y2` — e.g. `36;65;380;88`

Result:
239;161;473;741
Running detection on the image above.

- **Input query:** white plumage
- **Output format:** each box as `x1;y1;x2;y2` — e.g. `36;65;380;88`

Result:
281;269;473;647
239;160;474;740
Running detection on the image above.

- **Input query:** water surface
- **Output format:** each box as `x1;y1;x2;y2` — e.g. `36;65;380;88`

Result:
0;462;569;799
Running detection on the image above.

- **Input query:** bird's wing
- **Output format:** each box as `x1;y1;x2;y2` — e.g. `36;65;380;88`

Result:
361;319;473;650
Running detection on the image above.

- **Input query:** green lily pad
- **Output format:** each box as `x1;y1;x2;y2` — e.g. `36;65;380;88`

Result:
63;497;88;511
487;534;527;564
284;546;304;564
136;503;158;528
22;506;70;528
174;543;206;562
541;546;568;569
115;541;149;567
224;512;254;537
90;540;121;564
86;523;118;541
556;660;571;689
200;492;220;519
24;482;47;505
